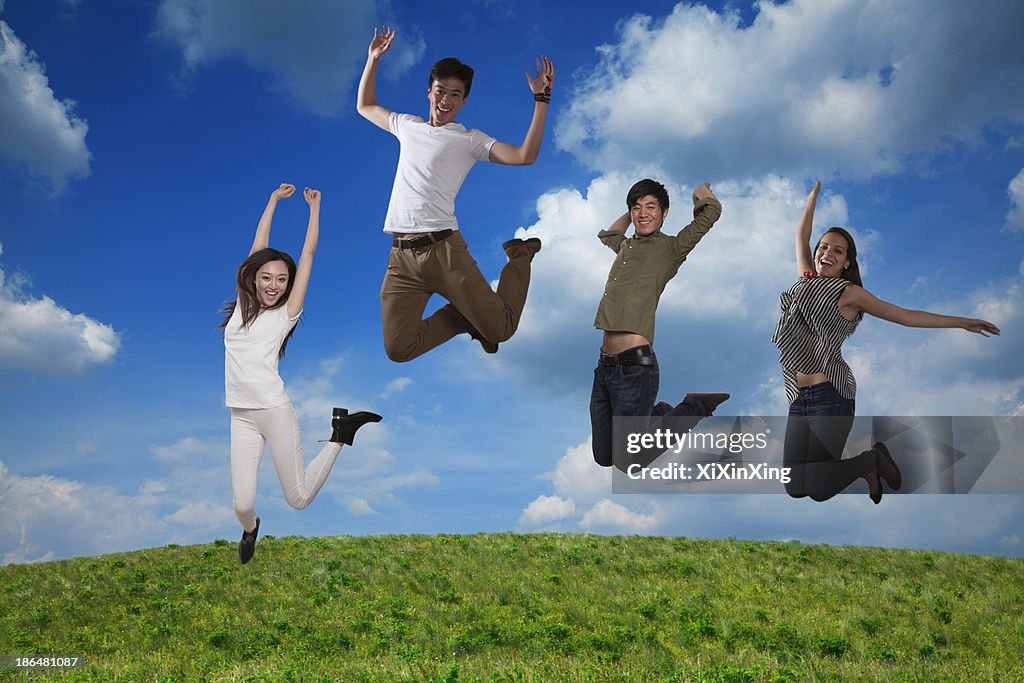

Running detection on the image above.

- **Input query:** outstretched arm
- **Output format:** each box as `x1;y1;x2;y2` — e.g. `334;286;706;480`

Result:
489;56;555;166
795;181;820;276
288;188;321;319
250;183;295;257
841;285;1001;336
356;27;395;132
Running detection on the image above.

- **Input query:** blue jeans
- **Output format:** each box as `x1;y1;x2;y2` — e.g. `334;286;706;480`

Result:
783;381;873;501
590;347;702;471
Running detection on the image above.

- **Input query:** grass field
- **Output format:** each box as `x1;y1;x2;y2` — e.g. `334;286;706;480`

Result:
1;534;1022;682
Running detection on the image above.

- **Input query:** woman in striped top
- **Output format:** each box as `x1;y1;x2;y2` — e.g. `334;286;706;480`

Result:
773;181;999;504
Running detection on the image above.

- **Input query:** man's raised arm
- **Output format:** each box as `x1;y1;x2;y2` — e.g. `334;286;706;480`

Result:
489;56;555;166
673;182;722;260
356;27;396;131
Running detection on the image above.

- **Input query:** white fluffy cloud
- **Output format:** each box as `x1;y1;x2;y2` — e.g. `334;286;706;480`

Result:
1006;169;1024;233
556;1;1024;180
847;278;1024;416
498;172;849;401
380;376;413;399
0;244;120;375
0;20;90;191
0;460;176;565
518;494;575;528
579;499;658;533
265;354;439;512
0;408;440;564
496;167;1022;417
155;0;425;116
517;437;1024;555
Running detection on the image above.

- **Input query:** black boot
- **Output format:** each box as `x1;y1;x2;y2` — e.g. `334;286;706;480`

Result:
866;471;883;505
652;401;673;417
874;442;902;490
238;516;260;565
683;392;731;416
330;407;383;446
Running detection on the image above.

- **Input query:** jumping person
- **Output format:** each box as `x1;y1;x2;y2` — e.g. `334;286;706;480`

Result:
591;178;730;472
773;180;1000;503
356;27;554;361
220;184;382;564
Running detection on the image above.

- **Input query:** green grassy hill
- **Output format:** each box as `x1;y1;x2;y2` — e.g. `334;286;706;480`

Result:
1;534;1022;682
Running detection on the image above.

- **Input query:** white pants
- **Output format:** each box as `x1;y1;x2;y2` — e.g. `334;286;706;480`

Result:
230;403;342;532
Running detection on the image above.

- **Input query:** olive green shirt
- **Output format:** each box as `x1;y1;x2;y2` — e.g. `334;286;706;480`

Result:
594;196;722;342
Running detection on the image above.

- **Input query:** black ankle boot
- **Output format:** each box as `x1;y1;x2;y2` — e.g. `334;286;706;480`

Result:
866;471;882;505
652;401;673;417
239;516;260;565
683;392;730;416
874;442;902;490
330;408;383;446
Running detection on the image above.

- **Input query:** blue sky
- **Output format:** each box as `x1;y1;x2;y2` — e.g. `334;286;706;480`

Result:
1;0;1023;565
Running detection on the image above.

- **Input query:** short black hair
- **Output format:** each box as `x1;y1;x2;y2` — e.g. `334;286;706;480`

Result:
626;179;669;211
429;58;474;98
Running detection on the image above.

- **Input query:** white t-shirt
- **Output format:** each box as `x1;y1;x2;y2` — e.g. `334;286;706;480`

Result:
383;112;497;233
224;303;301;408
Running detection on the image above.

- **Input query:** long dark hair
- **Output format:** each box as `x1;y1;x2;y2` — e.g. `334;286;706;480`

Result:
815;227;862;287
218;248;299;358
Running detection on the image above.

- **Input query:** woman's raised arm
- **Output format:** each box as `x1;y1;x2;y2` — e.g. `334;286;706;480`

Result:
249;183;295;257
795;181;820;276
287;187;321;319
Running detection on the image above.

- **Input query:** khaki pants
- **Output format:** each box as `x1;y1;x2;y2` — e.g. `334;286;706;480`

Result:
380;231;532;362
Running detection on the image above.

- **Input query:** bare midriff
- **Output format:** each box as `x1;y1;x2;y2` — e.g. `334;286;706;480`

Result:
796;371;829;388
601;331;651;355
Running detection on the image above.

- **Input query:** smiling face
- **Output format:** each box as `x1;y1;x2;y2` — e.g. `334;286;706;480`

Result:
631;194;669;236
427;77;467;126
813;231;851;278
255;260;290;308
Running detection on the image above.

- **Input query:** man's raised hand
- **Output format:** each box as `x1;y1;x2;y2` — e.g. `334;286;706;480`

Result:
369;26;395;60
525;56;555;96
692;182;714;203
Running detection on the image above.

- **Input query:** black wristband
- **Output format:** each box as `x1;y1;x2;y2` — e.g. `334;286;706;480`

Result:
533;92;551;103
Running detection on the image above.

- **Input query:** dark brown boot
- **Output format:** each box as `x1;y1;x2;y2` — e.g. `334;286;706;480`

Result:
502;237;542;260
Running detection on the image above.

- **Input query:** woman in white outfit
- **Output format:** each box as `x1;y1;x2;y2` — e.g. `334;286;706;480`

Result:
220;183;381;564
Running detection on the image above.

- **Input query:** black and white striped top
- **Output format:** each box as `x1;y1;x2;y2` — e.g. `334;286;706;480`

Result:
771;276;862;404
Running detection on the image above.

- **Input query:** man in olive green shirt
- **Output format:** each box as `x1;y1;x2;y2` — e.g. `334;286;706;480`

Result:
590;178;728;471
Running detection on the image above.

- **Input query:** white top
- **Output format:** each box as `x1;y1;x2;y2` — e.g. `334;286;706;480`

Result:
224;302;301;408
383;112;496;233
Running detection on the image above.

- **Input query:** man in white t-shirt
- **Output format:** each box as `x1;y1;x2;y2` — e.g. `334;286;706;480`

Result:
356;27;555;361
